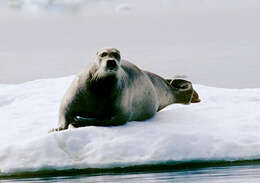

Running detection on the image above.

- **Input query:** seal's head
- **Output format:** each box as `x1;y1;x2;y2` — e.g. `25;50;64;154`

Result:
96;48;121;72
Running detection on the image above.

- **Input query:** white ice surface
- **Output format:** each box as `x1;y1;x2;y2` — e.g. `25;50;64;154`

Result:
0;76;260;174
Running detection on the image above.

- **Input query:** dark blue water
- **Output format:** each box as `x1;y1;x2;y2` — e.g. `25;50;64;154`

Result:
2;165;260;183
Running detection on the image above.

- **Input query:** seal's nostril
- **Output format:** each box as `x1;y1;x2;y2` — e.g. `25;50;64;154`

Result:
106;60;117;69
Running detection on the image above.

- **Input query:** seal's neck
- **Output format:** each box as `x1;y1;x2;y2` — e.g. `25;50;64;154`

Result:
87;71;119;94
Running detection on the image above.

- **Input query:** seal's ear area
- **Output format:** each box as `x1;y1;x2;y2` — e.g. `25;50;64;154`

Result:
166;79;201;104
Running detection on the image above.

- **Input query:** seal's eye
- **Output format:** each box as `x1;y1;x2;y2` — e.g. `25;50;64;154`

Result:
111;52;121;61
100;52;108;57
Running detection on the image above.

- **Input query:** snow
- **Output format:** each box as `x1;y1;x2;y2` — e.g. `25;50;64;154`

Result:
0;76;260;175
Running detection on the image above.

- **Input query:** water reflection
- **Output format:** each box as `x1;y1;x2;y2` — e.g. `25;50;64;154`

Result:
6;0;132;14
8;0;84;12
3;165;260;183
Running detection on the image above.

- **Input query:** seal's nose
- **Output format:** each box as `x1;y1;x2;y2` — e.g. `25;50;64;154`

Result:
106;60;117;70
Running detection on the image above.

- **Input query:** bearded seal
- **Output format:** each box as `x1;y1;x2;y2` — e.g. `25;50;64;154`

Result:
49;48;200;132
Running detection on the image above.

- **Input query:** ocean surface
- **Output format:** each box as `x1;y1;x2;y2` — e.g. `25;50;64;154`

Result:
1;0;260;88
1;0;260;182
2;165;260;182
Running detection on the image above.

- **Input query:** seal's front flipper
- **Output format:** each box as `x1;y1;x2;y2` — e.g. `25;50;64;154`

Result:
75;116;95;121
72;116;127;127
48;127;66;133
166;79;200;104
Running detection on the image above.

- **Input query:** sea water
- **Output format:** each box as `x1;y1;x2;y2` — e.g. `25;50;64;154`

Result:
2;165;260;182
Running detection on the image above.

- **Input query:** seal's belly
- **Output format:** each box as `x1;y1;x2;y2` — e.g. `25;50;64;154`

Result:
74;92;117;120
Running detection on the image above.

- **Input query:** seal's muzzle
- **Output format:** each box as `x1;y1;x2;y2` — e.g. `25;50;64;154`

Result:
106;59;117;70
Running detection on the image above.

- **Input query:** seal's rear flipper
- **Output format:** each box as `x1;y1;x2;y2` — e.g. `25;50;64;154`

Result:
191;90;200;103
166;79;200;104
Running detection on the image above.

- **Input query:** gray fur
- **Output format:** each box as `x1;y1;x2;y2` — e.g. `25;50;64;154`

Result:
49;48;200;132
